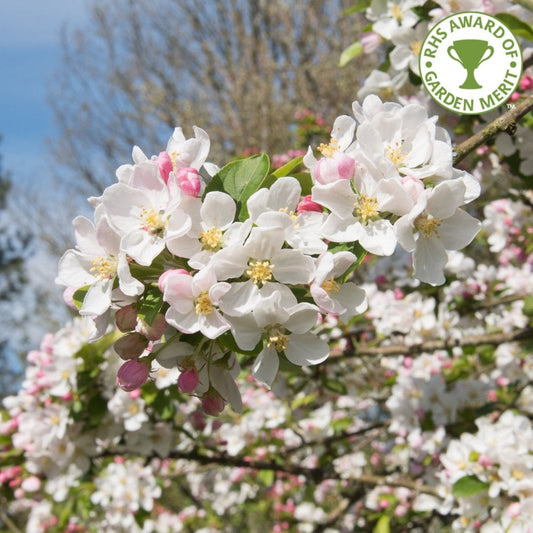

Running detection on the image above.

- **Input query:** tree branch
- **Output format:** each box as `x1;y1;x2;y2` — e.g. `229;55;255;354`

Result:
164;448;440;496
331;327;533;359
453;95;533;165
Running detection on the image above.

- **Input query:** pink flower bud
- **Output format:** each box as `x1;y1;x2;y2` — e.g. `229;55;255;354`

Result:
201;392;225;416
178;368;200;393
506;502;521;519
158;268;190;293
296;195;322;214
62;286;78;310
312;154;355;184
509;91;520;102
116;360;150;391
156;151;173;183
520;75;532;91
115;305;138;332
359;32;382;54
175;167;201;196
113;333;149;360
21;476;41;492
40;333;55;355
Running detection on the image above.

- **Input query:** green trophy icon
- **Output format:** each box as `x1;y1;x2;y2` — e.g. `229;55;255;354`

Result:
447;39;494;89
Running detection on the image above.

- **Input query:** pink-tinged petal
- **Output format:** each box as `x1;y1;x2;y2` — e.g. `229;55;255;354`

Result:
252;346;279;388
156;151;173;183
80;278;113;316
158;268;190;293
413;237;447;286
201;191;236;228
175;167;201;196
285;333;329;366
297;195;323;214
336;283;368;321
163;274;194;313
272;249;315;284
439;209;481;251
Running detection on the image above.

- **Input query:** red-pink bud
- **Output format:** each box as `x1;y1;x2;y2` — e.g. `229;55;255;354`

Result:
520;75;532;91
175;167;201;196
297;195;322;214
156;151;173;183
115;305;138;332
116;360;150;391
177;368;200;393
113;333;149;360
201;392;225;416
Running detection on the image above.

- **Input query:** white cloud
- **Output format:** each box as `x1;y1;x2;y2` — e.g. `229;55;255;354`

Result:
0;0;89;46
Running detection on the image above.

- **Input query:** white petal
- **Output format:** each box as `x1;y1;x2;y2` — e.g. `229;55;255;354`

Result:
201;192;236;229
272;250;315;284
228;314;262;351
121;230;165;266
80;278;113;316
252;346;279;388
200;311;231;339
336;283;368;321
285;333;329;366
218;281;259;317
413;238;447;286
284;303;320;333
439;209;481;251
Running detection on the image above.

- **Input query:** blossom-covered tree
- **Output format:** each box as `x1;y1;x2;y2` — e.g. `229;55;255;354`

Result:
1;1;533;532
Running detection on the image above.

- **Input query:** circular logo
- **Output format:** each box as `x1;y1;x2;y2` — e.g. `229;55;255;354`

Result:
419;11;522;115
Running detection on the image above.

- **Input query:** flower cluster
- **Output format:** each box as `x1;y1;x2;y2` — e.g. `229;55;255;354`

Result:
55;95;481;415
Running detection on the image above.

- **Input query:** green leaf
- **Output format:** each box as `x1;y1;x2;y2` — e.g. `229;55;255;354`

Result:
205;154;271;221
152;391;176;420
258;469;275;485
452;475;490;498
344;0;371;14
523;295;533;317
495;13;533;41
137;286;164;326
323;377;348;395
72;285;90;310
291;171;314;196
373;515;390;533
272;155;304;178
339;41;364;67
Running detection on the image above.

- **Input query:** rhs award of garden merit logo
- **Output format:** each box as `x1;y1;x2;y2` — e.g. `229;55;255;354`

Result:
419;12;522;115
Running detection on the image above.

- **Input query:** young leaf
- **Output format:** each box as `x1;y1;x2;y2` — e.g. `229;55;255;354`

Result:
452;475;490;498
339;41;364;67
495;13;533;41
137;286;164;326
373;515;390;533
272;155;304;178
72;285;90;310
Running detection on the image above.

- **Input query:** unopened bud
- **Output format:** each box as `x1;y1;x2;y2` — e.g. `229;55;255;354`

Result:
201;392;225;416
113;332;149;360
175;167;201;196
158;268;190;293
156;151;173;183
297;195;322;214
115;305;138;332
177;368;200;393
116;360;150;391
136;313;168;341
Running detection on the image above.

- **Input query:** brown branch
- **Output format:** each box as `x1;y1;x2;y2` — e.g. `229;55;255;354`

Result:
164;448;440;496
331;327;533;359
453;94;533;165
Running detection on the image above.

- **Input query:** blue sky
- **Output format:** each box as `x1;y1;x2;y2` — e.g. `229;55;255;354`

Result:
0;0;89;180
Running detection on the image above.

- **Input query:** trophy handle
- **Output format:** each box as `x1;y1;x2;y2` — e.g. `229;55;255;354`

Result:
479;45;494;65
447;46;463;65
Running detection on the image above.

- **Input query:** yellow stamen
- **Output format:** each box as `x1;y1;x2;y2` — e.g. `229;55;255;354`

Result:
279;207;299;222
318;138;340;158
355;194;379;222
90;256;117;280
195;291;213;315
321;278;340;296
267;330;289;352
385;142;407;166
410;40;422;56
415;215;442;239
246;260;274;285
390;3;402;21
170;150;180;171
199;227;223;250
139;206;167;236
